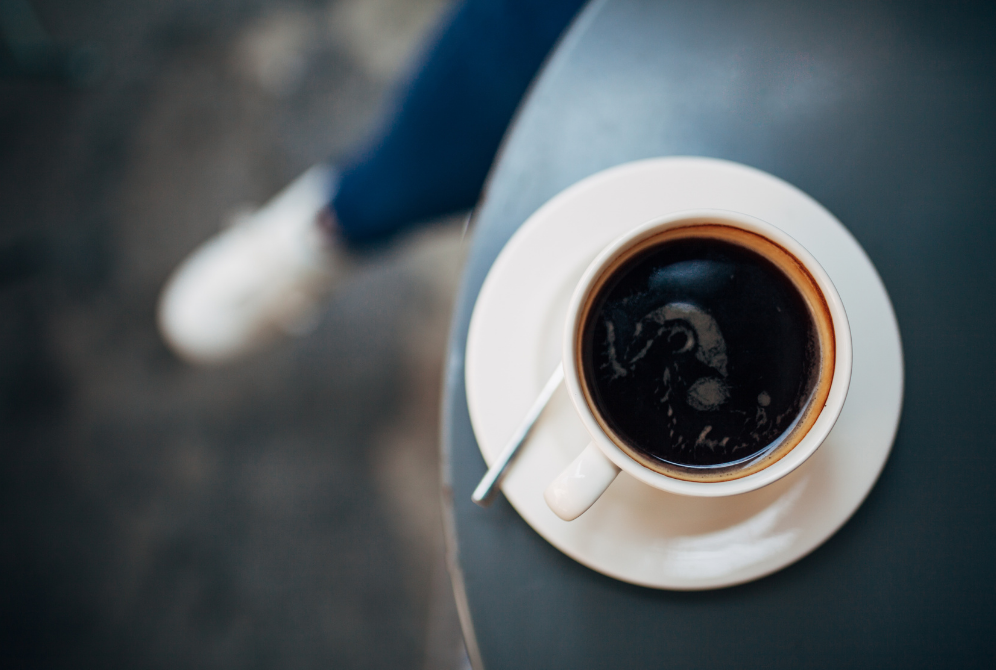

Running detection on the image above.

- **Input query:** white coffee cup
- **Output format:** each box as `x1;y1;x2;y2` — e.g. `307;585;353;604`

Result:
544;209;852;521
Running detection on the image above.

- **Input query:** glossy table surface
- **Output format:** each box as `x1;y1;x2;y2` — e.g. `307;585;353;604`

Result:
442;1;996;668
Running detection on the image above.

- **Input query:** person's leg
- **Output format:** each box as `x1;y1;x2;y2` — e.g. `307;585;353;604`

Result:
332;0;587;246
157;0;587;364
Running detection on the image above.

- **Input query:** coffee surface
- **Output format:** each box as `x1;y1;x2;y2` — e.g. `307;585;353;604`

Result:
581;233;821;474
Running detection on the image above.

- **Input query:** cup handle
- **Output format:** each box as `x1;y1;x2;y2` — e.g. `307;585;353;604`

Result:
544;442;621;521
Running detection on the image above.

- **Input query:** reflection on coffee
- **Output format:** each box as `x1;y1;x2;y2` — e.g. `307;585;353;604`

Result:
578;225;834;482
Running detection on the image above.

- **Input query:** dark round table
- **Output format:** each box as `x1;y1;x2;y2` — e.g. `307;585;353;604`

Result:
442;1;996;667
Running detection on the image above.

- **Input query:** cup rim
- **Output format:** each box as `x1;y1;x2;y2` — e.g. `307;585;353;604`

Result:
561;208;853;498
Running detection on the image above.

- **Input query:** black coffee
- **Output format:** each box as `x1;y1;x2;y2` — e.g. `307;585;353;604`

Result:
579;226;830;480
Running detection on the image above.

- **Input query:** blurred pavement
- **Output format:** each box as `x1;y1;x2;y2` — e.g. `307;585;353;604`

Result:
0;1;471;668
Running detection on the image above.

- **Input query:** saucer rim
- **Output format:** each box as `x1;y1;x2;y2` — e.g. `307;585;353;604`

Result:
465;156;903;590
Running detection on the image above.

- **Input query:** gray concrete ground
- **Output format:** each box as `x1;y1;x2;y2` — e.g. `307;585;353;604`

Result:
0;1;471;667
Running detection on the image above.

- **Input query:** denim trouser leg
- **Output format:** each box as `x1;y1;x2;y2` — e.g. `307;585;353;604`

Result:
332;0;587;246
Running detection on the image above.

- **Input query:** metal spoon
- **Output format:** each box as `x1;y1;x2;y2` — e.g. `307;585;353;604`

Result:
471;364;565;507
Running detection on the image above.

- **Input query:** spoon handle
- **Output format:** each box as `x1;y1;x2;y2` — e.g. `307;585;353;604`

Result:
472;364;565;507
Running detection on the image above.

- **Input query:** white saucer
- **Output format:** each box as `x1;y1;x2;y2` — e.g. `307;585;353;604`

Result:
465;157;904;590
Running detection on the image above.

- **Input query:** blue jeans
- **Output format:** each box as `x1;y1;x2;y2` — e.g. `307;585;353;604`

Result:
331;0;587;246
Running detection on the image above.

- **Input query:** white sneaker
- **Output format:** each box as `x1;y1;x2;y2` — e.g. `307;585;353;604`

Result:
157;165;350;365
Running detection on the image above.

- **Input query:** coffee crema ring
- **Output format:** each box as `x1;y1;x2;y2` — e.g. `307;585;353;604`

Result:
576;224;835;483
